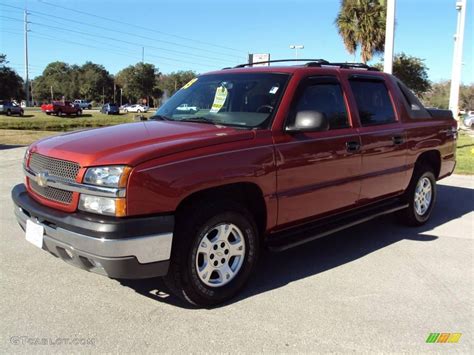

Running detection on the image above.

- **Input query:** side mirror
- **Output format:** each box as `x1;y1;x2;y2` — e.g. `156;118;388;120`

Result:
286;111;329;133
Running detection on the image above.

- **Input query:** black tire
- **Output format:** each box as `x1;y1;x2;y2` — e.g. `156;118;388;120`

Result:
164;200;259;307
76;110;82;116
137;109;141;113
19;110;24;117
88;105;92;110
6;109;11;116
57;110;62;116
398;165;437;226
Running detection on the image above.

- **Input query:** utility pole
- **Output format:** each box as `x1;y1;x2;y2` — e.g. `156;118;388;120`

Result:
383;0;396;74
24;9;30;107
50;85;53;101
142;47;145;63
449;0;467;120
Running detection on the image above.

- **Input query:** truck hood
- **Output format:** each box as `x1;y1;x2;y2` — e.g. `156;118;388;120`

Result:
30;121;255;167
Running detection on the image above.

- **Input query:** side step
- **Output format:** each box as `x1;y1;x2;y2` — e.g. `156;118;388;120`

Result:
267;199;409;252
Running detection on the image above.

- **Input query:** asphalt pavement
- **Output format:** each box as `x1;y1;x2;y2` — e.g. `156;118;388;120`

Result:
0;146;472;353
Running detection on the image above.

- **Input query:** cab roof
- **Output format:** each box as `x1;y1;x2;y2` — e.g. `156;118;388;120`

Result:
203;59;385;77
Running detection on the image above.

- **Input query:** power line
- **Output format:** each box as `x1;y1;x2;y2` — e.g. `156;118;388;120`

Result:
29;12;236;64
0;2;245;60
29;21;227;68
37;0;244;54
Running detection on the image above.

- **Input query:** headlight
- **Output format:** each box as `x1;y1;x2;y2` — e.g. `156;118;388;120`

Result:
83;166;131;188
78;195;126;217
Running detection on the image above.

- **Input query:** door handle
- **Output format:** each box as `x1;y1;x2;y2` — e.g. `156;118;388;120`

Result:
392;135;404;145
346;141;361;152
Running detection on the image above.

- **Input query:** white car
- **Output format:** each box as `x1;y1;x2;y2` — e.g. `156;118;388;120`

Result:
463;114;474;128
124;104;149;113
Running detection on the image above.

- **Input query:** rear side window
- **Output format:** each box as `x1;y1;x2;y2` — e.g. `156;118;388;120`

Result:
292;78;349;130
349;80;396;126
396;80;430;119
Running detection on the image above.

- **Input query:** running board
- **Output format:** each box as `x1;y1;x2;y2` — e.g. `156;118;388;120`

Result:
267;200;409;252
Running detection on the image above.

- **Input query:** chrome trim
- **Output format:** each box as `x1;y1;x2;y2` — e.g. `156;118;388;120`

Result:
15;206;172;263
24;166;126;198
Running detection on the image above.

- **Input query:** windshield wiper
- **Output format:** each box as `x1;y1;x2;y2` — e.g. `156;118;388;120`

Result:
179;116;216;124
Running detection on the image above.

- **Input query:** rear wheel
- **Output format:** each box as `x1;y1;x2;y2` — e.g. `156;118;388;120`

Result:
137;109;142;113
57;110;62;116
6;109;11;116
76;110;82;116
398;165;436;226
164;201;259;307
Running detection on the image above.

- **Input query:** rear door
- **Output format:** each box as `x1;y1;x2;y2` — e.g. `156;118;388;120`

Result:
275;75;362;226
347;75;408;203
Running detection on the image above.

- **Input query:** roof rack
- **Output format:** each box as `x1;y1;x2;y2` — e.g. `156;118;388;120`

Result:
229;59;379;71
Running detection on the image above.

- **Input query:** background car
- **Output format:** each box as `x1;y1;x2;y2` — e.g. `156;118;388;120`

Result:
463;114;474;128
0;100;24;116
123;104;149;113
100;103;120;115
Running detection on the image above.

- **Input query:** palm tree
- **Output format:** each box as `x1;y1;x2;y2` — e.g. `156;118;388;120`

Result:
335;0;387;63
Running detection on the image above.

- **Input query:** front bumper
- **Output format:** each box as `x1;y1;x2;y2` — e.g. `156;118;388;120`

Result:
12;184;174;279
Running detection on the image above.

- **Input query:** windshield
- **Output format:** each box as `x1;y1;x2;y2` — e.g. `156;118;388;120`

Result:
154;73;289;128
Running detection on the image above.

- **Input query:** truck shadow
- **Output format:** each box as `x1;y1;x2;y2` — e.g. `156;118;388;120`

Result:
119;183;473;309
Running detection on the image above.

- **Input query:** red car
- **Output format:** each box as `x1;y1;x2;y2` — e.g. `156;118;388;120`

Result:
41;101;82;116
12;59;457;306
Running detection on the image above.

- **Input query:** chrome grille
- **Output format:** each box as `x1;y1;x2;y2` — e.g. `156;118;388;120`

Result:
29;180;73;204
29;153;80;181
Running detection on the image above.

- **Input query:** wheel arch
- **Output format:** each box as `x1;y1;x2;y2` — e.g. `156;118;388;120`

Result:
175;182;267;238
414;150;441;179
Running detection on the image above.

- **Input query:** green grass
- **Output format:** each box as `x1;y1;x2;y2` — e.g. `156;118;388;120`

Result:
0;109;155;131
455;131;474;175
0;130;58;146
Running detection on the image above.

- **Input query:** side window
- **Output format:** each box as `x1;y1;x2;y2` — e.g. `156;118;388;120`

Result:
292;79;350;130
396;80;430;119
349;79;396;126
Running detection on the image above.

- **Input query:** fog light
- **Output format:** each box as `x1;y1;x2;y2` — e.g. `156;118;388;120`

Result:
78;195;126;216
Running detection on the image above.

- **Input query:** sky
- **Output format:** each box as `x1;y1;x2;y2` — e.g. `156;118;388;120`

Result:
0;0;473;83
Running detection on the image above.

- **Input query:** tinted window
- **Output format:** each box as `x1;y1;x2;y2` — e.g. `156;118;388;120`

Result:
292;79;349;129
349;80;396;126
396;80;430;119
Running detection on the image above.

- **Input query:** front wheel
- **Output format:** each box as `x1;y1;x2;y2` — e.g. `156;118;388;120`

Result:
398;166;437;226
164;201;259;307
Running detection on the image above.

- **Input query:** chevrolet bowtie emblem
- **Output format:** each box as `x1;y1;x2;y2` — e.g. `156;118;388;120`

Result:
36;171;49;187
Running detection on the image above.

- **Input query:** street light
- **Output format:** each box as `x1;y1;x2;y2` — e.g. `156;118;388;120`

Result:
289;45;304;59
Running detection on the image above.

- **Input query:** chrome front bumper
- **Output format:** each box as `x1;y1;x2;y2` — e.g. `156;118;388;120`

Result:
12;184;174;279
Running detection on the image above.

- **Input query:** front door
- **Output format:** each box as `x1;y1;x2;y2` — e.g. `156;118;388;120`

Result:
274;76;362;227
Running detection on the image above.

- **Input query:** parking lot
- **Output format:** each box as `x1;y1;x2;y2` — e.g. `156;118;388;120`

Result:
0;146;472;352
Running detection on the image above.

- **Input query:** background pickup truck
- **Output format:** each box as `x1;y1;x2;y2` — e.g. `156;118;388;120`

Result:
41;101;82;116
12;59;457;307
73;100;92;110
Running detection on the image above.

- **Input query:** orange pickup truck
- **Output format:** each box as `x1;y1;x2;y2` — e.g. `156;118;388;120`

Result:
13;59;457;306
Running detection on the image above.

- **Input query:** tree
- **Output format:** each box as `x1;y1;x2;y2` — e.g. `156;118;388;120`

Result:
115;63;159;104
32;61;114;103
335;0;386;63
375;53;431;97
423;81;474;110
77;62;114;103
158;70;197;97
0;54;24;100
